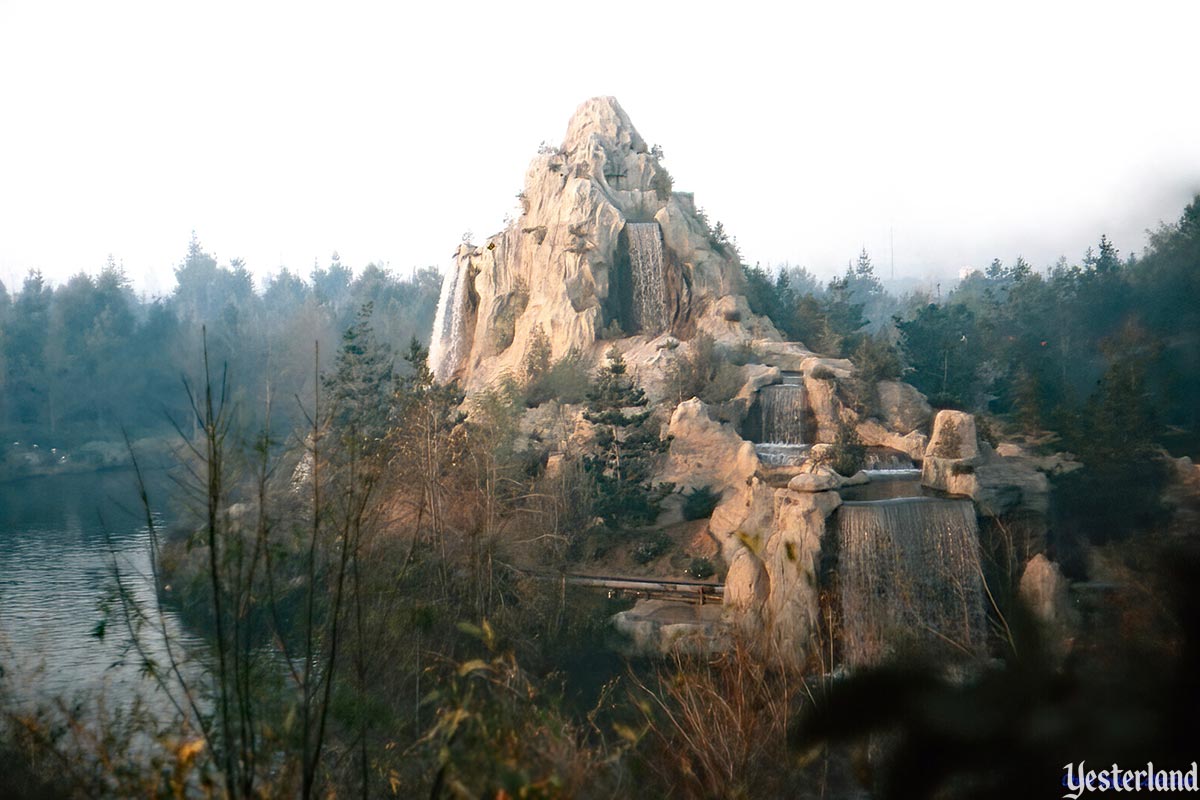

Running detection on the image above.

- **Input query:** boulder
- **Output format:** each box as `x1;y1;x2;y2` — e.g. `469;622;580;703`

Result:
658;398;758;495
612;600;728;656
925;410;980;461
788;471;840;493
799;355;855;380
724;549;770;614
750;340;820;372
803;372;850;443
875;380;933;435
840;470;870;487
857;419;929;462
1018;555;1078;659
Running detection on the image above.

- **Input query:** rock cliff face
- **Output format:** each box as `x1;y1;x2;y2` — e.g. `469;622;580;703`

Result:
430;96;776;389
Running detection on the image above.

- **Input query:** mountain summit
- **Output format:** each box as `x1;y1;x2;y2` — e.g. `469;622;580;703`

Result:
429;96;776;387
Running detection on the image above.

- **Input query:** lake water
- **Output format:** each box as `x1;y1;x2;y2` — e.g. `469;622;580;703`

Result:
0;469;202;715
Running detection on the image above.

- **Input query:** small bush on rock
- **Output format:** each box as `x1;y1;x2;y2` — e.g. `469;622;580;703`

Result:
817;419;866;477
683;486;721;521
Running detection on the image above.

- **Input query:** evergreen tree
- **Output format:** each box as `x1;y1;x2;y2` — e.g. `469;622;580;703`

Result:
818;275;868;356
324;302;394;452
583;347;669;528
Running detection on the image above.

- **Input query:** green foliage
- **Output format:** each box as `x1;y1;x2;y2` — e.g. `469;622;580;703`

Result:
583;348;669;529
667;332;744;405
682;485;721;521
523;346;591;407
0;236;443;457
632;530;672;564
650;166;673;201
324;302;394;450
598;319;624;340
844;331;904;416
417;620;623;799
819;419;866;477
684;557;715;580
520;323;553;388
897;302;981;408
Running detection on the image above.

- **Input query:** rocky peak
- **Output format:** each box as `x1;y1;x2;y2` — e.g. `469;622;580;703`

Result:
429;97;776;390
562;96;647;157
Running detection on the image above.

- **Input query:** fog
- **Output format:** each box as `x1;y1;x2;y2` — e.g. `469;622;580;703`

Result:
2;0;1199;291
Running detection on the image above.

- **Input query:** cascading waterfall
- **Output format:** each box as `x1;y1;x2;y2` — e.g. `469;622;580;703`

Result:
759;382;805;444
626;222;667;334
837;497;986;667
428;256;472;383
754;374;807;466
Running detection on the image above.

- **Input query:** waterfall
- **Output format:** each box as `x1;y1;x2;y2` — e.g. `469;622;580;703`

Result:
428;255;472;382
753;375;807;466
626;222;667;334
759;382;805;444
837;497;985;667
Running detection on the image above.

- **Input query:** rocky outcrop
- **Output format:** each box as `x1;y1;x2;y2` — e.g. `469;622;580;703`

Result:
925;410;981;461
760;488;840;662
803;372;848;443
922;410;1050;515
856;419;929;463
709;476;776;563
724;549;770;622
431;96;775;389
787;471;841;492
1018;554;1078;659
657;398;758;526
876;380;933;435
612;600;728;656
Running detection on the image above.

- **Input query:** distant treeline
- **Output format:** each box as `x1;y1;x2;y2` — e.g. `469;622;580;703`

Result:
0;236;442;450
743;195;1200;459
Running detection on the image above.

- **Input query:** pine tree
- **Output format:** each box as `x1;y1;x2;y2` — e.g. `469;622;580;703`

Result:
583;347;669;528
324;302;394;452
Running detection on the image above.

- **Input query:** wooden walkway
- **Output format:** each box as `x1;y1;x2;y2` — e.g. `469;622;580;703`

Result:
529;571;724;605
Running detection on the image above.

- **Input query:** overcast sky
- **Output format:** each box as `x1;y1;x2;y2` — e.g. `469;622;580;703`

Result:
2;0;1198;296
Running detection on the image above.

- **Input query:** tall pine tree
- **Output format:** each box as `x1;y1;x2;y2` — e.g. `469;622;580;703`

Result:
583;347;668;528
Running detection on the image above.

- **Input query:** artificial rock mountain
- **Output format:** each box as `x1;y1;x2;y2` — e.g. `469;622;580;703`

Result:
429;97;1073;666
429;96;777;389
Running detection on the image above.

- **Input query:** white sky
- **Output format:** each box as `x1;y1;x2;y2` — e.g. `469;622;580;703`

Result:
2;0;1198;296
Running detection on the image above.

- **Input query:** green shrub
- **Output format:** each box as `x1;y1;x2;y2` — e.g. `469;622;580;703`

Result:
976;415;999;447
632;531;672;564
651;167;673;201
685;557;715;580
599;319;624;340
527;347;590;406
845;332;904;415
682;486;721;520
669;332;744;405
817;419;866;477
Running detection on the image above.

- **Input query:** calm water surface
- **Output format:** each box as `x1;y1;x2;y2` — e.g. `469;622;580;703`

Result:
0;469;202;713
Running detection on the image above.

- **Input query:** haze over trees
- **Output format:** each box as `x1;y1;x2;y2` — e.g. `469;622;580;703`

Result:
0;235;442;470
